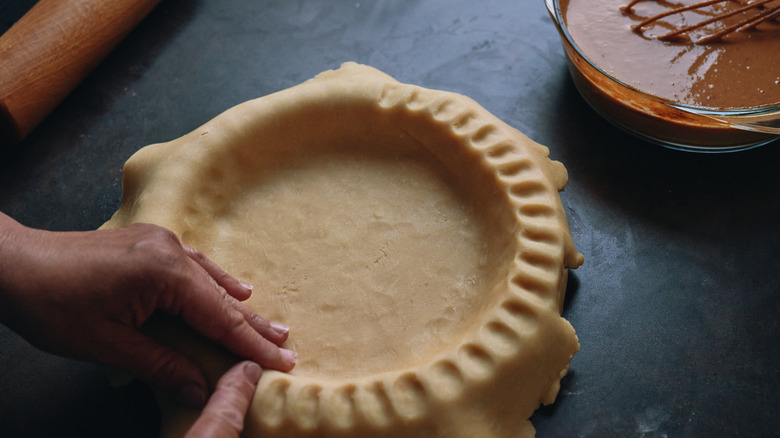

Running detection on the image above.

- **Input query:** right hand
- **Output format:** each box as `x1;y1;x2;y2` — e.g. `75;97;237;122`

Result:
185;361;263;438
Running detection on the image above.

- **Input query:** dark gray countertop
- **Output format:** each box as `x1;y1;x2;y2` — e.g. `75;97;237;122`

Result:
1;1;778;436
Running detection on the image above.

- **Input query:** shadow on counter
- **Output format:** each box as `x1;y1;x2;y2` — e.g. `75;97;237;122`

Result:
541;74;780;239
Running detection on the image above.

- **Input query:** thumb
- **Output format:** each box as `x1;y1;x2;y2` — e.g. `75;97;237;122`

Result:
107;327;209;408
185;361;262;438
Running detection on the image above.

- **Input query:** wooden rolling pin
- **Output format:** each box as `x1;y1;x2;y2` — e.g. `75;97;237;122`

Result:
0;0;162;144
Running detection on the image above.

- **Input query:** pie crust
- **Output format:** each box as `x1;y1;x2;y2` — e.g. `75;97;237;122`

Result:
101;62;584;437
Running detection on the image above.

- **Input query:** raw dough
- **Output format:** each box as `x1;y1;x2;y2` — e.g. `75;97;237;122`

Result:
102;63;584;437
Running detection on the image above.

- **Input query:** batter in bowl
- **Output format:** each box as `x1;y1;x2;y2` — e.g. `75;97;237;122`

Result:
561;0;780;109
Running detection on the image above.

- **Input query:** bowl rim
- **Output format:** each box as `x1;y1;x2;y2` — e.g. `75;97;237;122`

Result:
544;0;780;134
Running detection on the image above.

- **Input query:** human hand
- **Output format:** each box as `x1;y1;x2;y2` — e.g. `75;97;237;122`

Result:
0;216;296;407
185;361;262;438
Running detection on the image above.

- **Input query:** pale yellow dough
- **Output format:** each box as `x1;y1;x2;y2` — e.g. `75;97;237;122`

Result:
102;62;584;437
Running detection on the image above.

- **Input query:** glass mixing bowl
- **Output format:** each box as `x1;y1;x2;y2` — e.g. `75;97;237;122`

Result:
545;0;780;153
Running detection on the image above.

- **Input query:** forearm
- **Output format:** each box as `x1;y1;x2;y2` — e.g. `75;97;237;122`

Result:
0;211;38;326
0;211;25;247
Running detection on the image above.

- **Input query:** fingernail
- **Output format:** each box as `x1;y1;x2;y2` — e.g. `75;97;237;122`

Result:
281;348;298;364
270;322;290;335
179;383;207;408
243;362;262;383
240;282;254;291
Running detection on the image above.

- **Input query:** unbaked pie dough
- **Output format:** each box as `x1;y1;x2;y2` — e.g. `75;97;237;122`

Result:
102;62;584;437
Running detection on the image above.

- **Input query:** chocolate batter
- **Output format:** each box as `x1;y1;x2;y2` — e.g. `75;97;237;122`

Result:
561;0;780;109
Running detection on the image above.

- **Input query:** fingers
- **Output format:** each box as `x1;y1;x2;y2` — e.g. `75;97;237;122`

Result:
181;244;252;301
155;236;297;372
170;265;297;373
226;293;290;346
177;239;288;345
184;361;262;438
214;308;298;372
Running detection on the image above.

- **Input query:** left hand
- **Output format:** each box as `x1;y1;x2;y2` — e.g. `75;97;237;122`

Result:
0;218;296;407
